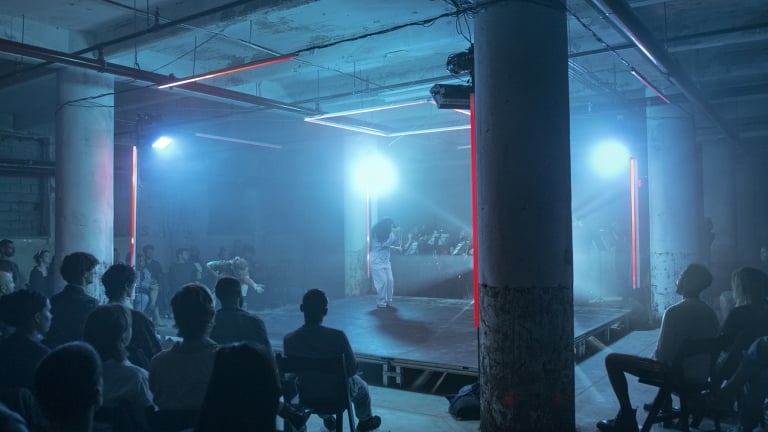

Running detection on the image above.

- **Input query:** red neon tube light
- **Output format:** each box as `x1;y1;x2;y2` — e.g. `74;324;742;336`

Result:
470;93;479;328
129;145;138;268
157;53;297;88
630;158;637;288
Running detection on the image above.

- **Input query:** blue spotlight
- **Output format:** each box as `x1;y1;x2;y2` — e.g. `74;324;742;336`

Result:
591;140;630;177
353;153;397;196
151;136;173;150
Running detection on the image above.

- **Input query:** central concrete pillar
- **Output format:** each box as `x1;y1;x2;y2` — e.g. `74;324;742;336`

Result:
646;103;700;319
55;68;114;300
475;1;574;431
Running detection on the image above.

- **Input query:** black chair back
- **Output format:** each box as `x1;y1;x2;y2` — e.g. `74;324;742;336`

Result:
275;353;354;432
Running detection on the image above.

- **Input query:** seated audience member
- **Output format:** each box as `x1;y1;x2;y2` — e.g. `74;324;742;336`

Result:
284;289;382;432
714;335;768;432
45;252;100;348
0;290;51;390
102;264;162;369
149;284;217;410
34;342;103;432
597;264;719;432
28;250;53;298
195;343;280;432
83;304;154;431
210;276;271;350
715;267;768;385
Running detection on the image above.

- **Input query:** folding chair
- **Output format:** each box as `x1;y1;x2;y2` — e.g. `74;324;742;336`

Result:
640;337;721;432
275;353;355;432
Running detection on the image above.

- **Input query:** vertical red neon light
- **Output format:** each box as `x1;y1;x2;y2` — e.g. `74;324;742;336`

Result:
470;93;479;328
630;158;637;289
129;146;138;268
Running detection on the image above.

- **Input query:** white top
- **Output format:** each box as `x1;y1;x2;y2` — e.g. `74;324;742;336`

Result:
94;359;153;432
655;297;719;383
370;232;398;267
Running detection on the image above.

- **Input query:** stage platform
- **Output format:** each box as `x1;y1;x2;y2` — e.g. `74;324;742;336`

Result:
244;295;632;393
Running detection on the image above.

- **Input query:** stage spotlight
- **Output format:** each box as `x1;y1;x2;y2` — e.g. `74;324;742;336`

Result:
430;84;472;109
151;136;172;150
446;45;474;76
591;140;630;177
353;154;397;196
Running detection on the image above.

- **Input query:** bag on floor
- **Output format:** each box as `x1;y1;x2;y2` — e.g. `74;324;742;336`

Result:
446;382;480;420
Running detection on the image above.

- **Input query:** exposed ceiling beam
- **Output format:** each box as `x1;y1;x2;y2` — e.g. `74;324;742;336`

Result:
587;0;741;145
0;38;317;116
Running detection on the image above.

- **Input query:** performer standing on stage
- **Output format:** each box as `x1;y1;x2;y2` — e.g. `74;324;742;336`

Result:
370;218;400;308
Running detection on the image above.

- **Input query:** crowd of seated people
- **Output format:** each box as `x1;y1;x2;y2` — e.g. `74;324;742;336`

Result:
597;263;768;432
0;249;383;432
399;224;473;256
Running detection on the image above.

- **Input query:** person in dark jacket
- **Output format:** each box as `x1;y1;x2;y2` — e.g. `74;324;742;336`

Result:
44;252;99;348
210;276;271;351
0;289;51;390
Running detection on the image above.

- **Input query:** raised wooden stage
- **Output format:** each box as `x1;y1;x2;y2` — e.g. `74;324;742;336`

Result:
247;295;631;393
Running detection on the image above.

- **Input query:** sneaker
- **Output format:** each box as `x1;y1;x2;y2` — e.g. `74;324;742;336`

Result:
356;415;381;432
322;416;336;431
376;303;387;308
596;409;638;432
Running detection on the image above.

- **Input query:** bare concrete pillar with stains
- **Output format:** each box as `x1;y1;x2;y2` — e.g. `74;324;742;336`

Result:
54;67;114;299
647;103;701;319
474;0;574;430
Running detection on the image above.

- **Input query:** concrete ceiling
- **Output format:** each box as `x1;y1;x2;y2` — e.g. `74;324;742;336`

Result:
0;0;766;150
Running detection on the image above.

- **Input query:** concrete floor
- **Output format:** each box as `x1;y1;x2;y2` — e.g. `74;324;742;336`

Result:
288;329;755;432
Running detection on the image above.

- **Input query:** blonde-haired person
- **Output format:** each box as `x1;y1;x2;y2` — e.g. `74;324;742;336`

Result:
714;267;768;387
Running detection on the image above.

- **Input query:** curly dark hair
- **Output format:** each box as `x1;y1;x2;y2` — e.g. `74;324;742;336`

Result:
59;252;99;285
102;264;137;301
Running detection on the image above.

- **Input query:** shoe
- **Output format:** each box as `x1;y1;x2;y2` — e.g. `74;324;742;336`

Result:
596;409;638;432
376;303;387;308
356;415;381;432
322;416;336;431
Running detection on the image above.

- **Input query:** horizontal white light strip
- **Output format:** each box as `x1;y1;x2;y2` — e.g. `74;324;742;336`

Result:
302;119;390;136
305;100;432;120
388;124;471;136
195;133;283;149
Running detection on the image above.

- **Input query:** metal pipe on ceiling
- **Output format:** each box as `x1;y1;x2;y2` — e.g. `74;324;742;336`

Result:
0;0;259;83
587;0;740;144
0;38;316;116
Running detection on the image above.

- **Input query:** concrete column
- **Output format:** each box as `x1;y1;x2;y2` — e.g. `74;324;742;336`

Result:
55;68;114;299
647;103;700;319
701;138;735;287
475;1;574;431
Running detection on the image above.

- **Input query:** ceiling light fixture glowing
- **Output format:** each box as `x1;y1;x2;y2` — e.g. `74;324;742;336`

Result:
195;133;282;149
151;136;172;149
157;53;297;89
304;100;470;137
